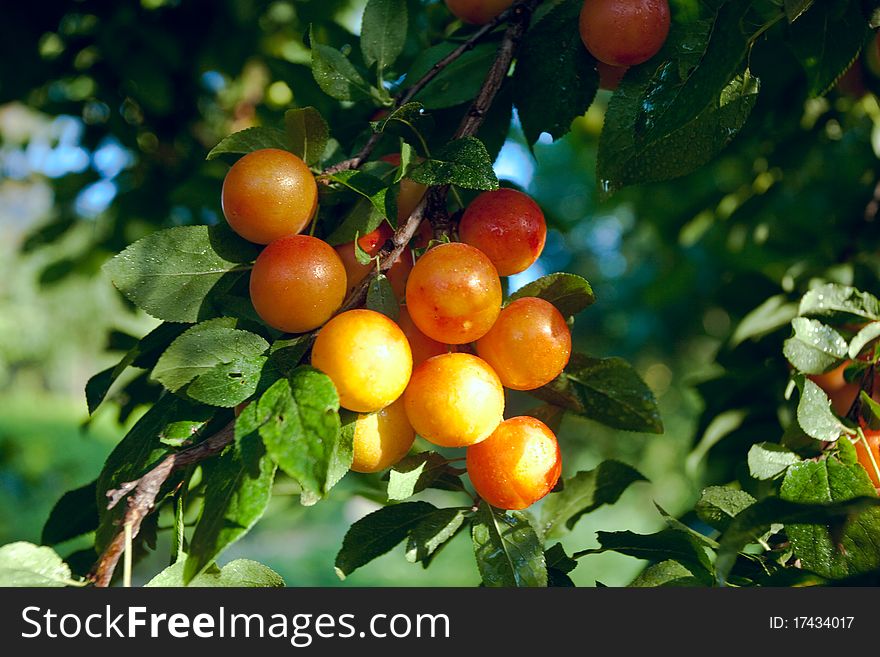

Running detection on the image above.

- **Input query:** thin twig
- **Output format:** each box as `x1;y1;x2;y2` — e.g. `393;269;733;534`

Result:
338;0;542;308
123;523;132;588
452;0;539;139
90;421;235;587
322;0;538;176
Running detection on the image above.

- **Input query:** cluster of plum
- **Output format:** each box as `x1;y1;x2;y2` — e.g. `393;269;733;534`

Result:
222;147;570;510
444;0;671;90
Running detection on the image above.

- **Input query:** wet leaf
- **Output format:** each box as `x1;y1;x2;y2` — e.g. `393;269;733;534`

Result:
471;503;547;587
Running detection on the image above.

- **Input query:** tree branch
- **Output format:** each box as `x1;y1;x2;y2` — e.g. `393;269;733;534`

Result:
90;421;235;587
323;0;540;175
339;0;542;309
91;0;543;587
453;0;539;139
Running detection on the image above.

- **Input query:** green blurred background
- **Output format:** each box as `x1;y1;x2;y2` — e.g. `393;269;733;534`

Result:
2;0;879;586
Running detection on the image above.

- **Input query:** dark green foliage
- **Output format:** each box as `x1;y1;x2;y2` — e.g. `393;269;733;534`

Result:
471;503;547;588
507;273;596;317
542;461;647;536
335;502;439;578
41;481;99;546
408;137;499;190
183;418;277;583
257;369;344;505
514;0;598;145
366;274;400;320
780;457;880;579
104;225;259;324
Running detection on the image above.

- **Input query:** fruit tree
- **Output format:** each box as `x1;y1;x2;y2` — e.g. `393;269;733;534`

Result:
4;0;880;589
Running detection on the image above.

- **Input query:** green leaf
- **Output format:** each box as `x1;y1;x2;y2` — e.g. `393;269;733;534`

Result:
695;486;757;532
371;102;425;135
780;458;880;579
598;2;761;190
328;170;392;219
576;529;714;584
257;368;342;504
311;30;374;102
799;283;880;323
600;70;759;190
849;322;880;359
716;495;880;582
183;413;277;583
148;556;284;587
0;542;78;587
730;295;799;347
42;480;98;546
387;452;465;501
405;507;468;563
528;372;586;414
397;142;415;182
788;1;871;96
366;274;400;320
508;273;596;317
630;560;701;587
335;501;437;578
361;0;407;72
838;431;861;464
284;107;329;167
513;0;598;144
797;378;849;441
104;224;259;324
85;323;186;414
779;458;880;579
408;137;498;190
565;355;663;433
405;41;499;109
269;336;312;375
859;391;880;430
545;542;578;575
187;358;267;407
471;503;547;587
783;317;848;374
327;410;355;493
843;360;871;385
541;460;647;536
748;442;802;480
785;0;814;23
869;1;880;29
634;1;753;137
353;230;375;266
545;542;578;587
151;318;269;408
654;504;719;549
326;198;388;246
206;127;289;160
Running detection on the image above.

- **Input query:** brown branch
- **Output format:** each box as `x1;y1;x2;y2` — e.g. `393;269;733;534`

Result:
452;0;540;139
338;0;542;308
322;0;539;176
90;421;235;587
429;0;541;238
91;0;543;587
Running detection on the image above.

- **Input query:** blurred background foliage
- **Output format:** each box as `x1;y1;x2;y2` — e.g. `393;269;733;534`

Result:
1;0;878;586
